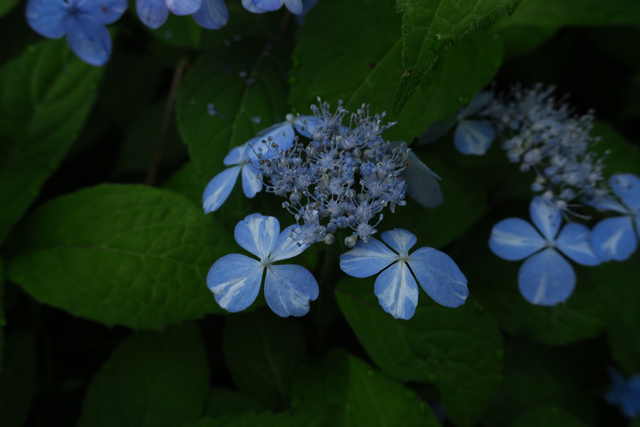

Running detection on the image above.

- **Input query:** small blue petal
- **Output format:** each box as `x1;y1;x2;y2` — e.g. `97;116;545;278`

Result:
241;163;263;198
454;120;494;156
583;194;628;214
257;123;295;155
401;150;443;209
223;143;251;166
234;213;280;259
590;216;637;262
192;0;228;29
264;264;319;317
293;115;322;138
25;0;69;39
65;16;112;66
555;223;600;266
252;0;283;11
458;91;492;119
517;248;575;306
610;173;640;211
284;0;303;14
418;117;456;146
530;195;563;240
374;262;418;320
241;0;265;13
166;0;201;15
380;229;417;254
136;0;169;29
203;166;241;213
408;247;468;308
489;218;546;261
269;224;309;262
76;0;128;24
339;238;397;278
207;254;263;312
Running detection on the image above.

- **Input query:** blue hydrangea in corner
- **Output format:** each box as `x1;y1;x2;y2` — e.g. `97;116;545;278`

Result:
606;368;640;418
242;0;303;15
489;196;600;305
136;0;228;30
207;213;319;317
340;228;468;320
25;0;128;66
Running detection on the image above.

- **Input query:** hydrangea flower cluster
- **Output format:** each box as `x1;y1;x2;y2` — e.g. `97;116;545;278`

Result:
136;0;229;30
606;368;640;419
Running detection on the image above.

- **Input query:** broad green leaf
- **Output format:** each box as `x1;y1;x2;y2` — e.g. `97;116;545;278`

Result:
383;153;488;249
483;342;594;426
0;259;3;374
79;323;209;427
184;410;326;427
289;0;402;114
492;0;640;29
0;39;102;243
385;32;503;142
162;162;203;206
511;406;587;427
291;349;439;427
0;0;20;19
391;0;523;117
147;14;202;49
176;42;289;226
6;184;233;329
335;278;503;427
205;388;266;418
0;330;36;427
223;309;304;410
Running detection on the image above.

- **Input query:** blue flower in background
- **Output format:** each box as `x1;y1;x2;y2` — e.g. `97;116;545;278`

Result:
242;0;303;15
606;368;640;418
207;213;319;317
419;91;495;155
136;0;228;29
25;0;127;66
489;196;600;306
340;229;468;320
589;173;640;262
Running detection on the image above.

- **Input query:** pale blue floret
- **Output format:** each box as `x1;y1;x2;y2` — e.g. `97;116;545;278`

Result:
136;0;228;30
489;196;600;306
606;368;640;419
207;213;319;317
242;0;303;15
589;173;640;262
25;0;128;66
339;229;468;320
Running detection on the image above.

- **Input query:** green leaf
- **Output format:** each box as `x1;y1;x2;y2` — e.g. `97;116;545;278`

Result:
291;349;439;427
335;278;503;427
223;309;304;410
483;341;594;426
391;0;523;117
511;406;587;427
0;330;36;427
289;0;402;113
79;323;209;427
0;259;4;374
147;14;202;49
383;153;488;249
0;39;103;243
162;162;204;206
183;410;326;427
205;388;266;419
0;0;21;19
176;42;289;226
6;184;233;329
385;32;503;142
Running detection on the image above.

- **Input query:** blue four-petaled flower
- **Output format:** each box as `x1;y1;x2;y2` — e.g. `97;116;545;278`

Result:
242;0;303;15
489;196;600;306
589;173;640;262
207;213;319;317
26;0;128;66
136;0;228;29
339;228;469;320
606;368;640;419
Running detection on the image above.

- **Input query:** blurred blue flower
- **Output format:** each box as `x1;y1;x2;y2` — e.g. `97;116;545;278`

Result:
242;0;303;15
25;0;127;66
207;213;319;317
136;0;228;29
489;196;600;305
589;173;640;262
606;368;640;418
340;228;468;320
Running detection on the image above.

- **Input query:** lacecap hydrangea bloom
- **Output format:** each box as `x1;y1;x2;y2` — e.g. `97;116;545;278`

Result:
606;368;640;419
588;173;640;262
340;229;468;320
207;213;319;317
242;0;303;14
25;0;128;66
136;0;228;30
489;196;600;305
